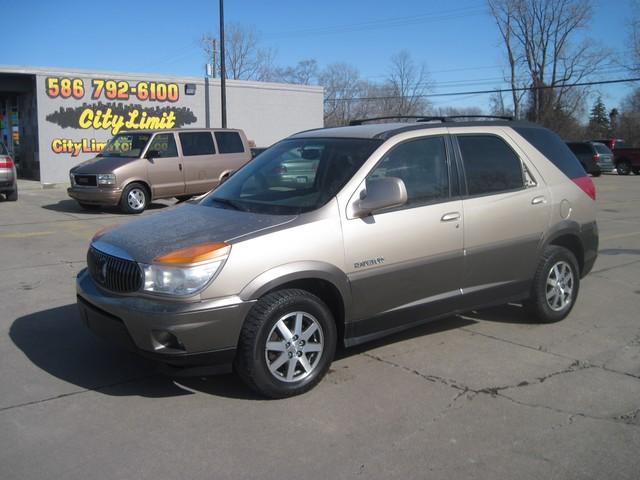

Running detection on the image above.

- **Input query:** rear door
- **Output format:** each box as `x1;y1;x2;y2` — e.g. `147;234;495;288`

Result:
214;130;251;178
454;131;550;308
145;132;184;198
178;131;218;194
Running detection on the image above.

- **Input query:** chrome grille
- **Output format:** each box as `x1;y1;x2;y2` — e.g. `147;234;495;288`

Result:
87;247;142;293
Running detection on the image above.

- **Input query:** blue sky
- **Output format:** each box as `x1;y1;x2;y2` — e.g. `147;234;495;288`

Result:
2;0;637;117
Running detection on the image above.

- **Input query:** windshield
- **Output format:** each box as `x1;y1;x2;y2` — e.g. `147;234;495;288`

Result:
200;137;382;215
99;133;152;158
593;143;612;155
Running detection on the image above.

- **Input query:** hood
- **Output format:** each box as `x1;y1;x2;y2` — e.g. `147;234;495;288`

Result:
71;156;136;174
93;203;297;263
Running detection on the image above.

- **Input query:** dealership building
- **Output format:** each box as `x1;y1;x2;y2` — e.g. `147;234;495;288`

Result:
0;65;324;185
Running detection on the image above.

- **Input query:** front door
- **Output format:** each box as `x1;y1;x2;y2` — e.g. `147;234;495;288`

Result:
340;135;464;340
145;132;184;198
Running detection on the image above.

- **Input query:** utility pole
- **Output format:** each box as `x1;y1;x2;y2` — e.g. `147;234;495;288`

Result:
219;0;227;128
212;38;217;78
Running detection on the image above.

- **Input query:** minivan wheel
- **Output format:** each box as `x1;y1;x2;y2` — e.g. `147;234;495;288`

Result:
235;289;337;398
616;160;631;175
120;183;148;214
526;246;580;323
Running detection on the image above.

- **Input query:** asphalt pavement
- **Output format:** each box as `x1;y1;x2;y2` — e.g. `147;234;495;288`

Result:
0;176;639;480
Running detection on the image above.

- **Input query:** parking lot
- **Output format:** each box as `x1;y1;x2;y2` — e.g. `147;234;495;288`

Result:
1;175;639;479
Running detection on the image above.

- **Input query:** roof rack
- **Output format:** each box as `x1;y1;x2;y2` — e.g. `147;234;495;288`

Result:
348;114;513;126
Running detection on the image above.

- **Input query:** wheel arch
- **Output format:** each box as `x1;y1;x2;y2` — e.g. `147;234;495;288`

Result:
122;179;152;201
542;221;585;275
239;262;352;342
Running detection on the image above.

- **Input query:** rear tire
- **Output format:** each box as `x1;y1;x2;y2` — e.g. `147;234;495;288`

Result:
526;246;580;323
5;189;17;201
616;160;631;175
235;289;337;398
120;183;148;214
633;167;640;175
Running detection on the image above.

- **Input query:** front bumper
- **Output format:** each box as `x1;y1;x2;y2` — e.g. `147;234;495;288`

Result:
67;186;122;206
76;268;255;374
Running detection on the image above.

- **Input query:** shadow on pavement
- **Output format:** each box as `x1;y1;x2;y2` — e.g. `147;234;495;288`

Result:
41;199;169;215
460;303;535;324
11;303;527;401
10;304;257;400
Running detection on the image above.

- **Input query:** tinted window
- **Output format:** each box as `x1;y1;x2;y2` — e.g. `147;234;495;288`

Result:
369;137;449;206
147;133;178;158
201;138;381;215
458;135;524;195
179;132;216;156
0;143;7;155
593;143;612;155
100;133;151;158
514;127;585;179
567;143;592;155
215;131;245;154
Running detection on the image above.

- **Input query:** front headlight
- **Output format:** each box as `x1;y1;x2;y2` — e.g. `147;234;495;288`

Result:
141;242;230;296
97;173;116;185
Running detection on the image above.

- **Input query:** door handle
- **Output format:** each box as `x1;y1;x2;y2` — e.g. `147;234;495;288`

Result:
441;212;461;222
531;195;546;205
179;163;183;171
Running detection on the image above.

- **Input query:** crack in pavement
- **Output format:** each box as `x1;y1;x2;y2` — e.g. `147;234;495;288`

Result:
361;352;640;427
0;374;156;414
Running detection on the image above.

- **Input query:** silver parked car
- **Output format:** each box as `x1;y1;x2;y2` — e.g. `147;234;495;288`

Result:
0;142;17;201
76;118;598;398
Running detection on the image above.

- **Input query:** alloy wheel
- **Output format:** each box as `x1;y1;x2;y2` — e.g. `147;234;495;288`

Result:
545;260;574;312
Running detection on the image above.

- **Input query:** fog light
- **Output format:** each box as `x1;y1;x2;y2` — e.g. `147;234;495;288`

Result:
151;330;185;351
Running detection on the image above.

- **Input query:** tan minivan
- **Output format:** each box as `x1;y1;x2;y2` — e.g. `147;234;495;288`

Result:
68;128;252;213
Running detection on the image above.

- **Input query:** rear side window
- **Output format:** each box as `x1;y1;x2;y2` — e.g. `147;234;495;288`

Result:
457;135;524;196
514;127;585;179
179;132;216;156
215;131;245;154
567;143;592;155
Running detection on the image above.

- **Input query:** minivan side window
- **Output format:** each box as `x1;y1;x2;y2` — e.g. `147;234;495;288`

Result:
457;135;524;196
368;136;449;207
215;131;245;154
147;133;178;158
179;132;216;156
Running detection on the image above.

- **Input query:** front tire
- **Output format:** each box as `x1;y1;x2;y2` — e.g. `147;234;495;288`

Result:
526;246;580;323
120;183;148;214
235;289;337;398
616;160;631;176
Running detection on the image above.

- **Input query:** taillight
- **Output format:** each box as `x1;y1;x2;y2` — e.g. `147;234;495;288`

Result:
0;156;13;168
573;176;596;201
592;153;600;164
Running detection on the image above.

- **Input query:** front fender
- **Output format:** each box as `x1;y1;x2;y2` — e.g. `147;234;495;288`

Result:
239;261;352;320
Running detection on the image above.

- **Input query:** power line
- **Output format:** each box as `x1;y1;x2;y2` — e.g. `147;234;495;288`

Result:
324;77;640;103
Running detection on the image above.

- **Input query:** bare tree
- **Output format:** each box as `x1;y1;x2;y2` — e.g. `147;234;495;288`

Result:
202;23;275;81
273;59;319;85
385;50;430;116
487;0;606;132
319;63;369;126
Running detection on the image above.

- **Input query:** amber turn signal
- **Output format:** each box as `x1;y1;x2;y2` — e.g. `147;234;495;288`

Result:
153;242;230;265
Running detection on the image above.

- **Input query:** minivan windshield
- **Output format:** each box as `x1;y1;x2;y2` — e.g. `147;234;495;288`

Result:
99;133;152;158
201;137;382;215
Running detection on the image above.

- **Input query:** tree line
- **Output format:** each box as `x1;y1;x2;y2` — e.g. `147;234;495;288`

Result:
202;1;640;143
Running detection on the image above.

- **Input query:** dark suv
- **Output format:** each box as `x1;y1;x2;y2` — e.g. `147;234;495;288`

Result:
566;141;614;176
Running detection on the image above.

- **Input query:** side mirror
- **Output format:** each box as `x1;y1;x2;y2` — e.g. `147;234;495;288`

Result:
352;177;408;218
219;171;235;185
145;150;160;160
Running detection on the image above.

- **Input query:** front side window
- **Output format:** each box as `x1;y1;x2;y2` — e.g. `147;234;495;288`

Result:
201;138;382;214
179;132;216;156
457;135;524;196
368;136;449;207
215;131;245;154
100;133;151;158
147;133;178;158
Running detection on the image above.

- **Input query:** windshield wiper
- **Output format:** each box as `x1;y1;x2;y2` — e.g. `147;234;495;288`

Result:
210;197;244;211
